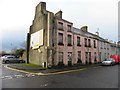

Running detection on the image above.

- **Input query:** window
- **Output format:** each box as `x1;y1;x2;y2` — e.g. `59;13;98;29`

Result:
58;22;63;30
94;52;97;63
94;40;96;48
68;52;72;61
108;53;109;58
59;52;63;62
104;53;106;59
104;42;106;49
67;25;71;31
89;52;91;64
77;36;81;46
58;33;63;45
85;52;88;64
78;51;81;60
88;39;91;47
84;38;87;47
67;35;72;46
101;42;103;49
68;52;72;66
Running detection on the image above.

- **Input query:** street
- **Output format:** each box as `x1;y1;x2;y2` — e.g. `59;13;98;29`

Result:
2;62;119;88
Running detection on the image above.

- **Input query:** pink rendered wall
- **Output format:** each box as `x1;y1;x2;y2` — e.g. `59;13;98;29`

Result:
55;19;99;66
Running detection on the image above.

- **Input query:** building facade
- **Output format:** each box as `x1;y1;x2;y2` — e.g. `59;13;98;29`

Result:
27;2;119;68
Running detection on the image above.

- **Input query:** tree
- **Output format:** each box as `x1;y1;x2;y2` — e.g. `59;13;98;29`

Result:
15;48;25;58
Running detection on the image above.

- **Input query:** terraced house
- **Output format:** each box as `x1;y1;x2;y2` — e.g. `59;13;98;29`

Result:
27;2;119;68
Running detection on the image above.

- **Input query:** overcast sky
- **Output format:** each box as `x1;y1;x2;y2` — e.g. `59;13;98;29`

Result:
0;0;119;51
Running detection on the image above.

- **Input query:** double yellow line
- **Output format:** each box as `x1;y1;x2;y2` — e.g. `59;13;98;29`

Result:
4;65;101;76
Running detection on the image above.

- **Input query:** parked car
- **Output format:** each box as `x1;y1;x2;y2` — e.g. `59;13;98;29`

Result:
2;55;25;64
101;58;116;66
1;55;6;60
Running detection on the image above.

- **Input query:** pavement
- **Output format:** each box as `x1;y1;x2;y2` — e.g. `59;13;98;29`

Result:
5;63;102;74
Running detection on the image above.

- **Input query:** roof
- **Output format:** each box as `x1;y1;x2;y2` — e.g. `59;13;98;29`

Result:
56;18;73;25
72;27;98;39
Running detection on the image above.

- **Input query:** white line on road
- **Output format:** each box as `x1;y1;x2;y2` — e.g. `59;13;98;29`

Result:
2;76;13;80
2;73;37;80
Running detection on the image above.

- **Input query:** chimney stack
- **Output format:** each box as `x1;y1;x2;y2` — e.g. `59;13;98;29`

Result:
81;26;88;32
55;10;62;19
35;2;46;14
95;31;99;36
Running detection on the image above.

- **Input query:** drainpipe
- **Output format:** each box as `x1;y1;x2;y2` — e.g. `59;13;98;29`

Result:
26;33;30;64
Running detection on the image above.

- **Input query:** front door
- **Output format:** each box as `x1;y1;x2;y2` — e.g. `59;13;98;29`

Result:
68;52;72;66
89;52;91;64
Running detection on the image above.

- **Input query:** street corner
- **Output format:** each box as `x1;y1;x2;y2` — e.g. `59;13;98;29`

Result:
44;65;102;75
3;63;102;76
3;65;45;76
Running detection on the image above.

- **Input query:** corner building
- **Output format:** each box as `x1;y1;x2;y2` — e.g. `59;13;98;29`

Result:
28;2;99;68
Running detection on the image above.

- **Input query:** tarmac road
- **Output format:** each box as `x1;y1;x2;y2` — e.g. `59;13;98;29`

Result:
2;63;119;88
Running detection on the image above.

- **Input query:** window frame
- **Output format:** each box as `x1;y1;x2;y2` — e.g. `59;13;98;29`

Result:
59;52;63;63
67;34;72;46
67;25;71;32
58;33;64;45
77;36;81;46
58;22;63;30
84;38;87;47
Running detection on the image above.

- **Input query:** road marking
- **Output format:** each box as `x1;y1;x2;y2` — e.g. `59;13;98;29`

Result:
43;68;88;75
2;74;37;80
40;83;48;87
38;66;102;76
4;65;101;76
37;73;45;75
2;76;13;80
26;74;35;77
14;74;24;78
4;65;45;75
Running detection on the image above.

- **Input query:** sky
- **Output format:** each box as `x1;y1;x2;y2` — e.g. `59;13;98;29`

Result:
0;0;119;52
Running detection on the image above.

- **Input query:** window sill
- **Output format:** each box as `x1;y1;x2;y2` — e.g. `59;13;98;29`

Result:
77;45;81;46
58;28;64;31
87;46;91;47
67;44;72;46
58;43;64;46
